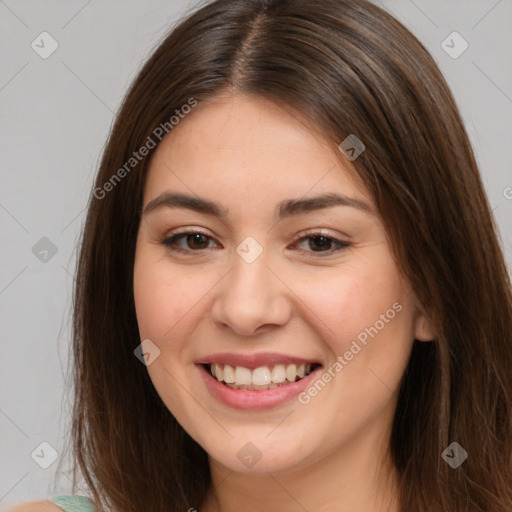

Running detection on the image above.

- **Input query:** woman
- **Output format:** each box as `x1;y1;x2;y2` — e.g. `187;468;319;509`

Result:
13;0;512;510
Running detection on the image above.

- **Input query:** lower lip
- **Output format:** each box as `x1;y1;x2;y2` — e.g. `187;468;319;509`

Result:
197;364;323;410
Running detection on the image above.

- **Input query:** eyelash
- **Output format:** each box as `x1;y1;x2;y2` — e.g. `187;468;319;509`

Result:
160;229;351;256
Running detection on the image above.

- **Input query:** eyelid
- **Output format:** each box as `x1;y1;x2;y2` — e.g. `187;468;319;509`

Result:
289;228;351;255
162;228;219;251
292;227;342;242
165;227;215;238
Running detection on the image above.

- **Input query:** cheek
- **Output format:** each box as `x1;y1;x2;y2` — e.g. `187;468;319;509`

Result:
290;253;414;391
133;252;208;343
295;259;405;346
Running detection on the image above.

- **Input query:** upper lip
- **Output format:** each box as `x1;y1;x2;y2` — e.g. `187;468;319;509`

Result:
195;352;322;369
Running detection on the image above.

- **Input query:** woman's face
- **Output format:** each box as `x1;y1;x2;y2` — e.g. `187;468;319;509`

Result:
133;94;432;475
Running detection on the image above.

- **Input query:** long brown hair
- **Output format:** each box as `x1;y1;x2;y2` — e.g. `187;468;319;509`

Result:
67;0;512;510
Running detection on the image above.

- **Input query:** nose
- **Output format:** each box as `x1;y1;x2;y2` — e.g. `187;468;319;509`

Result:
211;249;292;337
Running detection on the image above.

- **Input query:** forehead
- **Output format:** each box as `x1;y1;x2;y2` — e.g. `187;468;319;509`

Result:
143;94;372;211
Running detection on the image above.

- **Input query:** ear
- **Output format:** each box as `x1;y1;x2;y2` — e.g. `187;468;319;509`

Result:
413;306;435;342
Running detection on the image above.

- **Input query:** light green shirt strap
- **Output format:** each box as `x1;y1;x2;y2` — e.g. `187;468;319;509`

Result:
49;495;97;512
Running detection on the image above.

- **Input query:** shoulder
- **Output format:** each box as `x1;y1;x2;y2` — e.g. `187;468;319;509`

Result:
2;500;63;511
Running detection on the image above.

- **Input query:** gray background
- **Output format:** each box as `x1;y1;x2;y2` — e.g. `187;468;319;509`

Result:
1;0;511;507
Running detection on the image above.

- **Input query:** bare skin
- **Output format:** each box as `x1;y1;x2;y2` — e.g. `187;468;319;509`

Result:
0;90;427;512
133;93;434;512
12;94;433;512
4;501;62;511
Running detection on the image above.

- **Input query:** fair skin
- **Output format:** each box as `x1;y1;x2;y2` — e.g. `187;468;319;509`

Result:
131;93;434;512
6;502;62;511
14;94;432;512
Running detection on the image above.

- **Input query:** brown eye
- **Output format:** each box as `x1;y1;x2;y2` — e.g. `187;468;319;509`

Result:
292;232;351;255
162;231;217;252
185;233;210;249
308;236;332;251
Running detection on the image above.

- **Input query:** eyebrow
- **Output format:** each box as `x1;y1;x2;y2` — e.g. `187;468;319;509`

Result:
142;191;374;219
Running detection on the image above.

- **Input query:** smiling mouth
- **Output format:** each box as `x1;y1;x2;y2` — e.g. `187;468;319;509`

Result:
205;362;321;391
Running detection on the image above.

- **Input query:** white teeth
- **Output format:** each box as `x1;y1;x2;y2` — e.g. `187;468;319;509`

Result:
271;364;286;383
209;362;316;390
286;364;297;382
223;364;235;384
234;366;252;386
253;384;271;390
252;366;272;386
213;363;223;381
